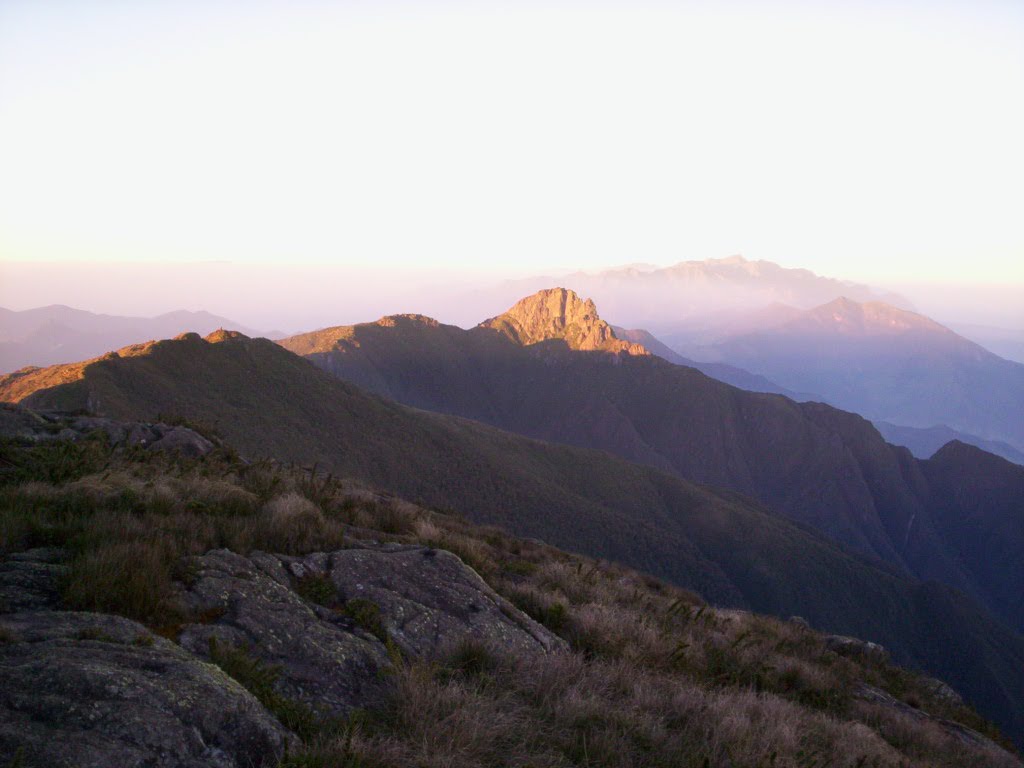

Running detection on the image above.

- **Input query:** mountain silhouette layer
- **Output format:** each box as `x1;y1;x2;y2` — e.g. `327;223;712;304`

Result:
666;297;1024;453
4;322;1024;743
278;289;1024;640
0;304;279;374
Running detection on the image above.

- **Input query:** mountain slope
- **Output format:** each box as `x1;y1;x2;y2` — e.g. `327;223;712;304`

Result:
276;290;1024;639
0;304;278;373
2;411;1018;766
674;297;1024;452
3;329;1024;742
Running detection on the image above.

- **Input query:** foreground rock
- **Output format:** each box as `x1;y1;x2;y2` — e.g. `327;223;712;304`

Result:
177;549;391;719
303;543;566;657
177;544;565;719
0;611;291;768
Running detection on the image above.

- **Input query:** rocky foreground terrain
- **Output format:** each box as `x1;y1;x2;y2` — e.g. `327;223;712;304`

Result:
0;404;1020;767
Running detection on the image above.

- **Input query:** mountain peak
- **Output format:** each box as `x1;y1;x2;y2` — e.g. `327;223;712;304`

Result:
204;329;250;344
478;288;649;355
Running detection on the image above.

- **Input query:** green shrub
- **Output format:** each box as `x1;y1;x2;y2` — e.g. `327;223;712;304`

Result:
295;573;338;606
341;599;388;643
208;638;321;740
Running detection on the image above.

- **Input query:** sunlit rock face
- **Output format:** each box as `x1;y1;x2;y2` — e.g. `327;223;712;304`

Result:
479;288;649;356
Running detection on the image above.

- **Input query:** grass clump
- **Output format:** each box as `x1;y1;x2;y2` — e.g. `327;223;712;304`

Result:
295;573;338;606
208;638;321;741
0;433;1017;767
341;599;388;643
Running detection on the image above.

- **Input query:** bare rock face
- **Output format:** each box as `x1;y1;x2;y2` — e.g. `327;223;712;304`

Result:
479;288;649;356
0;611;291;768
293;543;567;657
0;542;565;766
177;549;390;719
176;544;565;718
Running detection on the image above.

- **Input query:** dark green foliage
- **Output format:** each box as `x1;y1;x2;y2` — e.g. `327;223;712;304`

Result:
208;638;321;741
0;436;109;486
507;589;568;634
295;573;338;606
340;599;387;643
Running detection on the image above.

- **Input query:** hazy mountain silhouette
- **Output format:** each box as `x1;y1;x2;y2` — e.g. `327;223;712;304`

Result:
0;305;280;373
612;326;811;398
951;323;1024;364
667;297;1024;453
470;256;912;333
278;289;1024;639
3;327;1024;742
874;421;1024;466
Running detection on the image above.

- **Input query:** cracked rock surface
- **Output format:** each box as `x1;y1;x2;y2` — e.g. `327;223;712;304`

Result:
0;610;292;768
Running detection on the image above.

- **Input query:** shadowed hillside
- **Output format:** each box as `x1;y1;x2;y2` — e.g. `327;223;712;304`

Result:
277;290;1024;641
2;408;1018;766
3;329;1024;744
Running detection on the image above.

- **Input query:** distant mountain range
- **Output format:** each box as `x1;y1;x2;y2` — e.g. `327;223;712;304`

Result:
275;289;1024;641
0;305;279;373
473;255;913;333
873;421;1024;466
664;297;1024;454
612;326;812;398
3;320;1024;743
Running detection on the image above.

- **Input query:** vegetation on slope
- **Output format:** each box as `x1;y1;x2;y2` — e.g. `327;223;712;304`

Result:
277;299;1024;640
0;426;1018;767
3;333;1024;746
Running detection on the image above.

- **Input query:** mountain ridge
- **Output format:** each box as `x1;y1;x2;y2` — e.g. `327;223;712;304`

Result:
4;321;1024;742
668;296;1024;452
275;290;1024;642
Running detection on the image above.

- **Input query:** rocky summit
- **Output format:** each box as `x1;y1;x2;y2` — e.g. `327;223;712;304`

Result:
478;287;650;355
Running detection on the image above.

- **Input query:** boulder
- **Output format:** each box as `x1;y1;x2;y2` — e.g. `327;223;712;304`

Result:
176;544;565;718
148;425;214;457
176;549;391;719
0;610;291;768
287;542;567;657
824;633;889;662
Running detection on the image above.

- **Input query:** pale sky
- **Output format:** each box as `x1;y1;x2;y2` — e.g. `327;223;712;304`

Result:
1;1;1022;296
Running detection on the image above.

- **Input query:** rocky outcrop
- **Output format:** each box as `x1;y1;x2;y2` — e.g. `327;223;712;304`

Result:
824;633;889;662
302;543;566;656
0;541;565;765
176;544;565;718
176;549;391;719
0;403;214;457
0;610;292;768
854;684;1010;756
479;288;649;356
